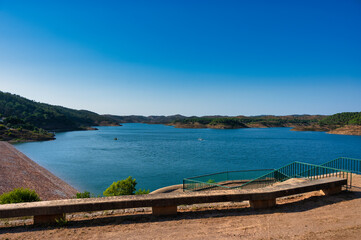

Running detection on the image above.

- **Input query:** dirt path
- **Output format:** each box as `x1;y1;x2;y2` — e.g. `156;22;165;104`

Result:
0;141;77;200
1;175;361;239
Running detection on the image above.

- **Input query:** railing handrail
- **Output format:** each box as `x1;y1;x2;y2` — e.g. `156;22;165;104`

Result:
322;157;361;163
292;161;352;173
184;169;275;180
238;170;283;189
338;157;361;161
183;178;232;189
321;157;361;165
235;161;351;189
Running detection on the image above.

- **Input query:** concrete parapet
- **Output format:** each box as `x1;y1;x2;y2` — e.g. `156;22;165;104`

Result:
0;177;348;224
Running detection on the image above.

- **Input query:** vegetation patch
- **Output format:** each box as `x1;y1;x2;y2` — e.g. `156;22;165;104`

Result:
319;112;361;127
76;191;91;198
0;188;40;204
103;176;149;196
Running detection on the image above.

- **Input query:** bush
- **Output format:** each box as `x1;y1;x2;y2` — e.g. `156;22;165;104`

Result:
135;189;150;195
76;191;91;198
0;188;40;204
103;176;150;196
103;176;137;196
207;179;216;184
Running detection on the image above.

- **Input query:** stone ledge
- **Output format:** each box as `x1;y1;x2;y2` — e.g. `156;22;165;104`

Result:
0;177;348;224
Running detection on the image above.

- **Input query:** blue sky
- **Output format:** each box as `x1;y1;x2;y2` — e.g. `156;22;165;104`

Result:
0;0;360;116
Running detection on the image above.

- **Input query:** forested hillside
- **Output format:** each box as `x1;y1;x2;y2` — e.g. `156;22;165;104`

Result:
0;91;120;142
0;91;119;131
170;115;325;129
319;112;361;126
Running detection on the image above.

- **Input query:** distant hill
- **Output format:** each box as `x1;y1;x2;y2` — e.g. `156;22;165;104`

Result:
291;112;361;135
105;114;189;124
168;113;361;135
106;114;335;130
169;115;327;129
0;91;119;142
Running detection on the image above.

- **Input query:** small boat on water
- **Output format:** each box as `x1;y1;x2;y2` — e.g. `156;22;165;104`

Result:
198;138;204;141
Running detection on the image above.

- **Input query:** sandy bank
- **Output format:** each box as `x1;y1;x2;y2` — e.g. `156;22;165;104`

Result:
327;125;361;136
0;141;78;200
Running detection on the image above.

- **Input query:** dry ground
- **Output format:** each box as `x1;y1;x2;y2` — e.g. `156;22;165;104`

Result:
1;175;361;240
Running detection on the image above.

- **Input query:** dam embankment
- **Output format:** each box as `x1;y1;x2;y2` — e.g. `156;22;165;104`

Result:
0;141;77;200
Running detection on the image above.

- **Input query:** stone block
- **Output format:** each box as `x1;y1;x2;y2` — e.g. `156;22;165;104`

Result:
152;206;177;215
322;185;342;195
34;213;66;225
250;198;276;209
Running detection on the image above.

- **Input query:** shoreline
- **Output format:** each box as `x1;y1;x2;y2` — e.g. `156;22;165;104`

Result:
167;123;361;136
3;123;360;144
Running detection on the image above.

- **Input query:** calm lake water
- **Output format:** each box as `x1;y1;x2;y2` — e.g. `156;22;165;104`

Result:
14;123;361;195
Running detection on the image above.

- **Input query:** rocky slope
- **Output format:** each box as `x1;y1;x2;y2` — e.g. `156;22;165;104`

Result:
0;142;78;200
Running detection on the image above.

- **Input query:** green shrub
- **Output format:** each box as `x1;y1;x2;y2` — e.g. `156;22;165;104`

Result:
76;191;91;198
207;179;216;184
55;215;68;227
135;189;150;195
0;188;40;204
103;176;137;196
103;176;149;196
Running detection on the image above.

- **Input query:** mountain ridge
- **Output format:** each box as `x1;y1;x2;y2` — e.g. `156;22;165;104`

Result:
1;91;360;141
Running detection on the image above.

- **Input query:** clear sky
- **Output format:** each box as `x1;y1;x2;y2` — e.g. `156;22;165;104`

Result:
0;0;360;116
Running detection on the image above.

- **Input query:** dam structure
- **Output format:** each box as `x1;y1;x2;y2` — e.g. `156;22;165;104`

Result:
0;141;77;200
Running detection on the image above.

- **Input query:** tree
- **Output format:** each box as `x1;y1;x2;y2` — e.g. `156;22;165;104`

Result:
135;189;150;195
103;176;137;196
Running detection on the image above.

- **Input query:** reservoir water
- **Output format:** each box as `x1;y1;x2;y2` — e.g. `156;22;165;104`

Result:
14;123;361;195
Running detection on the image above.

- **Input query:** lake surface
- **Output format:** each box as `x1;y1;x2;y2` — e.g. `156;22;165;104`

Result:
14;123;361;195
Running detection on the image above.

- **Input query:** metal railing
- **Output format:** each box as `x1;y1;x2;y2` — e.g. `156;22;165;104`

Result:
183;169;274;191
239;161;352;190
183;157;358;192
321;157;361;174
